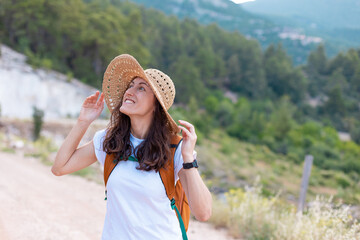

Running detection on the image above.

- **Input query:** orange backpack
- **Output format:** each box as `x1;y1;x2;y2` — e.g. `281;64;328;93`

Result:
103;134;190;239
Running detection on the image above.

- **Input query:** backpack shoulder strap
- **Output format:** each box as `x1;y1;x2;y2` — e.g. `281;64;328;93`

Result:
159;134;183;200
104;153;117;187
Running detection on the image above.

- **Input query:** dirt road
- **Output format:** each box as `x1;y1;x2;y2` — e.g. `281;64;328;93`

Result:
0;151;236;240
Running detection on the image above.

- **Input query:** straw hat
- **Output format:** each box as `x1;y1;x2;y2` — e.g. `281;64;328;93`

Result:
102;54;180;134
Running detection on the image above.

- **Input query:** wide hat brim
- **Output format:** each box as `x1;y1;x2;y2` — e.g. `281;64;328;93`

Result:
102;54;180;134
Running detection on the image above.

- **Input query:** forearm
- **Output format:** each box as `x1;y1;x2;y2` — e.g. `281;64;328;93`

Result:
180;159;212;221
51;120;90;174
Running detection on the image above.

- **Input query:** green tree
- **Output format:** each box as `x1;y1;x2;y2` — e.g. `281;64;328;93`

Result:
350;64;360;98
194;46;218;88
227;97;267;141
266;96;295;141
215;99;234;128
323;86;346;115
264;44;307;103
204;95;219;115
325;68;348;94
169;55;204;103
307;44;327;74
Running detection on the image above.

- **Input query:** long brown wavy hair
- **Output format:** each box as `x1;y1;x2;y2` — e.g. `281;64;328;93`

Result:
103;97;173;172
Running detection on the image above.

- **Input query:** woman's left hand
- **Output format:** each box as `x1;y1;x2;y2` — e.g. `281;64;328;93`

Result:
178;120;197;163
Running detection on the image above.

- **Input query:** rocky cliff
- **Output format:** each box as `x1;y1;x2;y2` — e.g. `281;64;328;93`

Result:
0;45;104;120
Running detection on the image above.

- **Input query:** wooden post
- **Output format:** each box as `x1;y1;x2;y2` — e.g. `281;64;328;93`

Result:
297;155;313;213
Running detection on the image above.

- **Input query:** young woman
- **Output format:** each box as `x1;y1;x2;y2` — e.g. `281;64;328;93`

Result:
51;54;212;239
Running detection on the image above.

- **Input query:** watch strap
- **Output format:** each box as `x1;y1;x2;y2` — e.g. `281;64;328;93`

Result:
183;159;198;169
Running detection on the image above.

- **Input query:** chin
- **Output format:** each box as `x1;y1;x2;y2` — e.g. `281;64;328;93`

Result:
120;106;138;117
120;106;130;115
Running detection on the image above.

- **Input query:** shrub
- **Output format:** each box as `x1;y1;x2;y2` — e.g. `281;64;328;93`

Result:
210;177;360;240
335;174;351;188
32;106;44;141
41;58;53;70
350;125;360;144
66;71;74;83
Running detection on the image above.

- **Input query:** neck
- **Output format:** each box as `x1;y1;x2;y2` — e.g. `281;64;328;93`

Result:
129;115;153;139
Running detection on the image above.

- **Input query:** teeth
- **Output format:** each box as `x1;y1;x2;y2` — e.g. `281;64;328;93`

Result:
125;99;134;103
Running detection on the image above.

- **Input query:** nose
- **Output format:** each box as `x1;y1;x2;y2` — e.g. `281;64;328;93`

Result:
124;87;135;98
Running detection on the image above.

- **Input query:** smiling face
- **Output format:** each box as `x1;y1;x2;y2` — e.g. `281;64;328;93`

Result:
119;77;156;118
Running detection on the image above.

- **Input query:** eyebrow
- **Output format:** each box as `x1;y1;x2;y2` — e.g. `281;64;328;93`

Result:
130;81;149;87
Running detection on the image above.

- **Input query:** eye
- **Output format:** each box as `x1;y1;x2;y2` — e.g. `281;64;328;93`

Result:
139;86;145;91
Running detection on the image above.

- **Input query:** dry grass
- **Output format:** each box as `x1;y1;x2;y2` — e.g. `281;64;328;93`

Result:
210;177;360;240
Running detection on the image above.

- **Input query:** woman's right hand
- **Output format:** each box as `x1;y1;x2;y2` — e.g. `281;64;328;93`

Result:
78;91;104;124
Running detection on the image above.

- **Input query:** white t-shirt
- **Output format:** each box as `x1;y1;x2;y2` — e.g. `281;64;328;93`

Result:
93;129;197;240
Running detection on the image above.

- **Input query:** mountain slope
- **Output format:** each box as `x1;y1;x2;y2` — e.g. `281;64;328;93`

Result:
242;0;360;55
133;0;274;34
130;0;359;63
242;0;360;29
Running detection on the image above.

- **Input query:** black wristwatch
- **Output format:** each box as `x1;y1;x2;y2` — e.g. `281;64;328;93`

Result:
183;159;198;169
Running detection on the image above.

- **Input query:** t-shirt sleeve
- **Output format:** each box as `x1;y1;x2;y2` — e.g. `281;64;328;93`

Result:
174;140;197;183
93;129;107;166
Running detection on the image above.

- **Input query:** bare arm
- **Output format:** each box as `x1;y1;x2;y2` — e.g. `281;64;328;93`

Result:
177;120;212;222
51;91;104;176
179;165;212;222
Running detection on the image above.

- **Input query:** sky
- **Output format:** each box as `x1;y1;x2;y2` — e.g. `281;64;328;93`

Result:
230;0;256;4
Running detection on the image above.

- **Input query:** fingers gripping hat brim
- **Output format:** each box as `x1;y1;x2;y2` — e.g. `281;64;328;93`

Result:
102;54;180;134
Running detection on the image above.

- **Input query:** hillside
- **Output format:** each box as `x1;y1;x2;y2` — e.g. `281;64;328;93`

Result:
243;0;360;29
130;0;322;64
242;0;360;57
130;0;360;64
